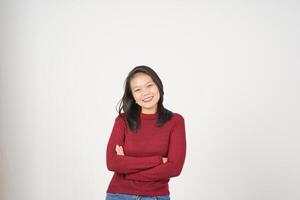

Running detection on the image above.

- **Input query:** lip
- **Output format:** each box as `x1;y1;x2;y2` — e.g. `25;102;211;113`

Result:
142;96;154;101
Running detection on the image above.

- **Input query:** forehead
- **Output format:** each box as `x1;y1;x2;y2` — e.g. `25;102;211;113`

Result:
130;73;153;88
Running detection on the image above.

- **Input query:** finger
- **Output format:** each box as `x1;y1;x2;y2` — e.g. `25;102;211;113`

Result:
119;147;124;155
115;146;121;154
120;150;124;155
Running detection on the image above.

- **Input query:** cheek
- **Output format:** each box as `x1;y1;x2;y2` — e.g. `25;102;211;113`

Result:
133;93;141;100
156;93;160;101
153;88;160;96
152;89;160;100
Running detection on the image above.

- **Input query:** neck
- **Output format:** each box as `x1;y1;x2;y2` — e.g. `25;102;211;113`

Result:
141;109;157;114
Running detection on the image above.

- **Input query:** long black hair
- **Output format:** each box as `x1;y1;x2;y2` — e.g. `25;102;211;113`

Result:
116;65;173;132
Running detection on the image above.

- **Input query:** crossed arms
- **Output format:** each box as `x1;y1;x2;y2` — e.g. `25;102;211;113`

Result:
106;114;186;182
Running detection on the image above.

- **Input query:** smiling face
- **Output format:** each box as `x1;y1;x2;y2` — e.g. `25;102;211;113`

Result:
130;72;160;114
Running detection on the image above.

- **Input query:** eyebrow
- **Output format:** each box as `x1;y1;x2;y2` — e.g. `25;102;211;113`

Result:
132;81;153;90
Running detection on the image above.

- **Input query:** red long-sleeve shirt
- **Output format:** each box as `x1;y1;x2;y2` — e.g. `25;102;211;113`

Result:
106;112;186;196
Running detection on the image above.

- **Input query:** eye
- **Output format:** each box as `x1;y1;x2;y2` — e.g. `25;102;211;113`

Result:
147;84;153;87
134;89;140;92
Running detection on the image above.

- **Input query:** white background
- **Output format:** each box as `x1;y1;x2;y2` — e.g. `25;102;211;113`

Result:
0;1;299;200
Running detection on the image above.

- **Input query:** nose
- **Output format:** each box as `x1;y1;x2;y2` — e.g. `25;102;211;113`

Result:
141;88;150;96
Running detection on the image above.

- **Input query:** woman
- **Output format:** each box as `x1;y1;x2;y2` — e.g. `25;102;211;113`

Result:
105;66;186;200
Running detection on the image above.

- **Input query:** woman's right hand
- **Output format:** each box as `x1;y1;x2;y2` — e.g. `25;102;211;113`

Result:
115;145;125;156
162;157;168;163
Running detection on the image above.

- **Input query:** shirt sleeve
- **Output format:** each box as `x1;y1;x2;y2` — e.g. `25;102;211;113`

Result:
125;114;186;181
106;115;163;174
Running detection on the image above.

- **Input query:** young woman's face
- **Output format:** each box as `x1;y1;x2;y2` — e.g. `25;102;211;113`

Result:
130;73;160;114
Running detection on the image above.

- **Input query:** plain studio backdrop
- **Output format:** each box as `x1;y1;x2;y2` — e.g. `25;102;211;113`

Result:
0;1;299;200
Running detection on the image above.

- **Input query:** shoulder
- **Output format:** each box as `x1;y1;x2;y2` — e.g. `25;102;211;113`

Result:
114;113;126;125
171;112;185;123
170;112;185;132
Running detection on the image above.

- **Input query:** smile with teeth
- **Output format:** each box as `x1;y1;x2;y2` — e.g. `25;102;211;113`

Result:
143;96;153;102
